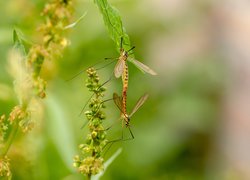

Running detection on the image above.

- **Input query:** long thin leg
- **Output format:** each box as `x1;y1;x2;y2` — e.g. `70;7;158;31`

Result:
80;99;113;130
103;127;135;157
103;127;124;149
128;127;134;139
103;141;114;158
105;117;121;131
79;73;114;116
79;93;95;116
96;59;117;70
105;126;134;144
99;73;114;87
66;58;115;81
114;127;135;142
80;120;88;129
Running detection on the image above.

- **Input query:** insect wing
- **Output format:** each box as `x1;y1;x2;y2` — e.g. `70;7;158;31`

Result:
113;93;123;113
114;59;125;78
128;58;157;75
129;94;149;117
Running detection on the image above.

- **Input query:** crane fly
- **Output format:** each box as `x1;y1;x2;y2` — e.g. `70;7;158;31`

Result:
114;38;157;78
114;38;156;127
69;38;156;118
113;92;149;139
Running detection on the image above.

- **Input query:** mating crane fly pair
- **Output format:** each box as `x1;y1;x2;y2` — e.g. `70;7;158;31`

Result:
111;37;156;139
75;37;156;140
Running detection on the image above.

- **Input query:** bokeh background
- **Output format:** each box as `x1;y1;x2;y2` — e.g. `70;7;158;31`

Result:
1;0;250;179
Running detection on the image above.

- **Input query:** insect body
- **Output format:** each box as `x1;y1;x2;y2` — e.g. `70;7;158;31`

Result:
114;41;157;79
114;39;156;129
121;58;129;122
113;92;149;139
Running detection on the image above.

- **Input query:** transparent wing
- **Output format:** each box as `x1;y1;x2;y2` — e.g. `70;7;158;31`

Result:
114;59;125;78
128;58;157;75
113;93;123;113
129;94;149;117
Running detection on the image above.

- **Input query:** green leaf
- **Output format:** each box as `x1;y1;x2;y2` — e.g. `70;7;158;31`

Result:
94;0;132;53
92;148;122;180
45;93;78;172
13;29;26;56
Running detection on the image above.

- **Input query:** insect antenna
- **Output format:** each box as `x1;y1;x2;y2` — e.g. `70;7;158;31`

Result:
120;37;123;49
127;46;135;53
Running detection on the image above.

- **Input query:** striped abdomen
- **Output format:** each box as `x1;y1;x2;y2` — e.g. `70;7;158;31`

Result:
122;62;129;125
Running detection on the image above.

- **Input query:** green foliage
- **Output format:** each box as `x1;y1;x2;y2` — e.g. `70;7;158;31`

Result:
13;29;26;57
0;0;224;179
64;11;87;30
94;0;132;52
1;0;74;178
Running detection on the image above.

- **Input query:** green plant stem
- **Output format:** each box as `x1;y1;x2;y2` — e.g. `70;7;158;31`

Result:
0;122;19;158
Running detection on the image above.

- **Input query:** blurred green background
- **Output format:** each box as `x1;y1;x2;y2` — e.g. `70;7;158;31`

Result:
0;0;226;179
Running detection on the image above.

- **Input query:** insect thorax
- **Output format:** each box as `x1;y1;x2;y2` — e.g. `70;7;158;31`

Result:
120;48;128;59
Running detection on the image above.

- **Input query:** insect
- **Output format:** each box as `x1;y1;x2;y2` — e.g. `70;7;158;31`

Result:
69;38;156;117
67;37;157;82
113;92;149;139
114;38;157;79
114;38;156;126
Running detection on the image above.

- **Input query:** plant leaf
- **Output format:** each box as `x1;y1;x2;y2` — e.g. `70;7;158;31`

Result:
13;29;26;56
64;11;87;29
45;93;78;172
94;0;132;53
